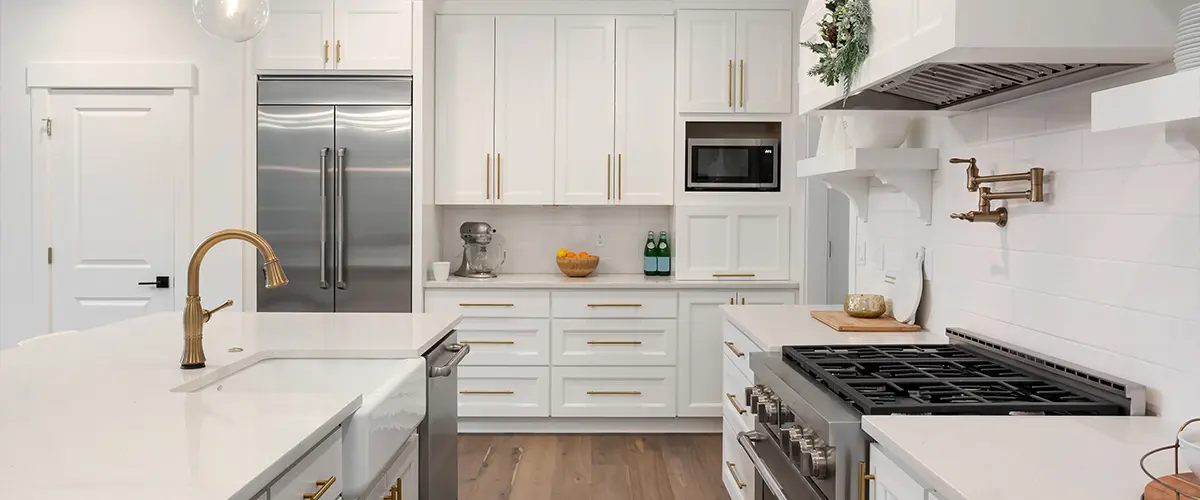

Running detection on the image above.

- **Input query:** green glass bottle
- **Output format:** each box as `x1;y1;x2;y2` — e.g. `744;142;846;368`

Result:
643;231;657;276
656;230;671;277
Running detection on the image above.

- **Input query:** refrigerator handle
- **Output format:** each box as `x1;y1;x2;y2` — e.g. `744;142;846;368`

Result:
319;147;330;290
335;147;348;290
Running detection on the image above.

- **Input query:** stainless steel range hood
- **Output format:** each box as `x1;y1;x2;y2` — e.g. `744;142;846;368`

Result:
822;62;1143;112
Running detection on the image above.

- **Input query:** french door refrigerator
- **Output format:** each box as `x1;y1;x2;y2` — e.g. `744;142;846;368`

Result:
256;77;412;312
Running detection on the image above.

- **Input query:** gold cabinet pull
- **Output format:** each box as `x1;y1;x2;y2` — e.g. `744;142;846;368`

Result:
586;303;642;307
461;340;515;345
724;341;745;358
587;391;641;395
741;297;746;305
496;153;501;201
388;484;399;500
336;40;342;63
460;390;514;394
324;40;330;63
726;462;747;489
459;303;514;307
739;59;745;108
728;60;734;108
859;462;876;500
304;476;336;500
607;154;612;200
396;478;403;500
587;340;642;345
726;393;747;414
729;297;734;305
617;153;623;200
713;273;756;278
485;154;491;200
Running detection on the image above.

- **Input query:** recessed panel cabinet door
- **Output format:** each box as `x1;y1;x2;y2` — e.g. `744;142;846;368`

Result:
254;0;335;70
676;10;736;113
334;0;413;70
555;16;617;205
736;10;793;113
677;292;733;417
614;16;674;205
435;15;495;204
674;207;736;279
732;206;790;280
495;16;556;205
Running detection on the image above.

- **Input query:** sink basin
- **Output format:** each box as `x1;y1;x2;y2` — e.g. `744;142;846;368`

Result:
177;356;427;500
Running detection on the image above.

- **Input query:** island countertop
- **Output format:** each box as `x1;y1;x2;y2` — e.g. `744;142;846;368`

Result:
719;304;947;351
0;311;462;500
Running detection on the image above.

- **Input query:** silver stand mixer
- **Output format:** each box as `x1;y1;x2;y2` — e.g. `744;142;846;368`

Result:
453;221;507;279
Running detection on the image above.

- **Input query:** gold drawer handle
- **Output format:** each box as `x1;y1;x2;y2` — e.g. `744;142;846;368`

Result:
726;393;747;414
460;390;514;395
727;462;746;489
713;273;756;278
461;340;515;345
859;462;876;500
304;476;336;500
724;341;745;357
587;391;641;395
587;341;642;345
586;303;642;307
459;303;514;307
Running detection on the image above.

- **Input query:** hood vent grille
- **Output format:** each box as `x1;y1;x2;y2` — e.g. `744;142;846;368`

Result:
824;62;1141;112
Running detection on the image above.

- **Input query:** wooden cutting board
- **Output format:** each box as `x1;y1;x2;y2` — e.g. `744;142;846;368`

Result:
1144;473;1200;500
811;310;922;332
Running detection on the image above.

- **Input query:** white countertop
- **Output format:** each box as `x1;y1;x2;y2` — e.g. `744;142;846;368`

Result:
425;273;801;289
719;304;947;351
0;311;461;500
863;415;1184;500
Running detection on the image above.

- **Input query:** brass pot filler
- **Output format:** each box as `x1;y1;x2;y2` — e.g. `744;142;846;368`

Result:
948;157;1045;227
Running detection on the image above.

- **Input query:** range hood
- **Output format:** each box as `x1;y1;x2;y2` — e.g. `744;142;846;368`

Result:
797;0;1184;114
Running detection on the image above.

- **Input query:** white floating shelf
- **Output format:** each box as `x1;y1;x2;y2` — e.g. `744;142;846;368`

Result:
797;148;940;225
1092;69;1200;155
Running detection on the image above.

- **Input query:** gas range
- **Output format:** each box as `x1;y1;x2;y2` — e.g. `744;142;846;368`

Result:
738;328;1145;500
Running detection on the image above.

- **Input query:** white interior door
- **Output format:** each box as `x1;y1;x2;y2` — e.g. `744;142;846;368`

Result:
555;16;616;205
736;11;793;113
435;15;495;204
49;91;181;331
254;0;336;70
334;0;413;70
614;16;674;205
676;10;736;113
494;16;556;205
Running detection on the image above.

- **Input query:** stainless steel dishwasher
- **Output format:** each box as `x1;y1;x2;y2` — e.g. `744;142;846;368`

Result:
420;330;468;500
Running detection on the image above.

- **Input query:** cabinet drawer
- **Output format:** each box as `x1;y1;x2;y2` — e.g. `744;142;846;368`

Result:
270;430;343;500
551;290;677;318
722;319;762;382
552;319;677;366
425;290;550;318
722;354;754;432
551;366;676;417
457;318;550;365
721;418;755;500
459;366;550;417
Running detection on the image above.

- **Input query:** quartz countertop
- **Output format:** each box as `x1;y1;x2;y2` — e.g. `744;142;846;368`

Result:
425;273;801;289
719;304;947;351
0;311;462;500
863;415;1182;500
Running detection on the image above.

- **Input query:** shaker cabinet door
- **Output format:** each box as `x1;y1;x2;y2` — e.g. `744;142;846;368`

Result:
435;16;496;204
676;10;737;113
677;292;733;417
555;16;617;205
494;16;556;205
334;0;413;70
254;0;336;70
614;16;675;205
735;10;792;113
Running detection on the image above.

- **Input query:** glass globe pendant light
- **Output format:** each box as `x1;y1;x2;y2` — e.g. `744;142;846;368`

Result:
193;0;271;43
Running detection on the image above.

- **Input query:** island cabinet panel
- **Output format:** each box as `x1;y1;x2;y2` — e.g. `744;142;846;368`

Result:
270;430;343;500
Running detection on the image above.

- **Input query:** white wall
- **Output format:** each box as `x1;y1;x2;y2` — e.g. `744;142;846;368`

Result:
440;206;669;275
0;0;247;347
853;65;1200;419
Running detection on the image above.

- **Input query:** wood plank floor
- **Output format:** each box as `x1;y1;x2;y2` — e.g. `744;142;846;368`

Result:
458;434;727;500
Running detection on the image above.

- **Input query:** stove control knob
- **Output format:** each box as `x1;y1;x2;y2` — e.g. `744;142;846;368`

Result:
778;406;795;426
746;387;763;411
780;423;802;444
800;446;834;480
758;401;779;424
789;434;815;460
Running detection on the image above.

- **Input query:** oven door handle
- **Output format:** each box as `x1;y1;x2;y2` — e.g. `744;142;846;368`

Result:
430;343;471;378
738;431;790;500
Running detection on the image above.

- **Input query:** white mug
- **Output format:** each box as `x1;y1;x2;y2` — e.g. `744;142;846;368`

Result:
432;262;451;281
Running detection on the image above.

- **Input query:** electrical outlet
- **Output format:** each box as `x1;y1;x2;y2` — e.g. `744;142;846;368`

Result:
595;231;605;247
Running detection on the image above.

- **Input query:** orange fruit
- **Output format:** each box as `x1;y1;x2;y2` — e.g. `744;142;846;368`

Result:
578;252;590;258
566;251;577;258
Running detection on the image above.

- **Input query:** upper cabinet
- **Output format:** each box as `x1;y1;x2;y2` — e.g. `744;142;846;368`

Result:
615;16;676;205
674;205;791;281
677;10;792;114
555;17;618;205
255;0;412;71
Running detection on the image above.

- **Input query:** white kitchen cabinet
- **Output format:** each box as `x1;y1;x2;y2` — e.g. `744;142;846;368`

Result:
678;290;795;417
435;16;555;205
364;434;419;500
255;0;412;71
675;206;791;280
457;318;550;366
721;418;755;500
553;319;677;366
551;366;676;417
870;443;934;500
614;16;675;205
270;430;343;500
459;366;551;417
677;10;792;114
555;16;618;205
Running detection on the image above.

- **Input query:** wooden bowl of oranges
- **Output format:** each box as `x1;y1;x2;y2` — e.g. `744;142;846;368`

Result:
556;249;599;278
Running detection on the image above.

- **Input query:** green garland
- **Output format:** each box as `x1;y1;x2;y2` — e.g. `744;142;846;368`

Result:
800;0;872;97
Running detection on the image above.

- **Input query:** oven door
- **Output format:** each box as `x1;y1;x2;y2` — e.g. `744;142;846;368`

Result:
738;426;830;500
686;138;779;191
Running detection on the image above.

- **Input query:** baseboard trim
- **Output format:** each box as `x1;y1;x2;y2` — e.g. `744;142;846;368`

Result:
458;417;721;434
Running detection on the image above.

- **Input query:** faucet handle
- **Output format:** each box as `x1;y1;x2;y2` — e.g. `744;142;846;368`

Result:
203;299;234;322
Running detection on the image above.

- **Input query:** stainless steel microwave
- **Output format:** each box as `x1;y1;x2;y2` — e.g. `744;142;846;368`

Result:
685;138;780;191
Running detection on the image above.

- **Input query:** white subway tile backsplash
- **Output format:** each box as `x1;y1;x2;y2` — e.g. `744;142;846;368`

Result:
1081;125;1191;170
1014;129;1083;171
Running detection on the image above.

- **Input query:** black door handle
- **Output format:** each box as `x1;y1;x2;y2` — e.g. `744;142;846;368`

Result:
137;276;170;289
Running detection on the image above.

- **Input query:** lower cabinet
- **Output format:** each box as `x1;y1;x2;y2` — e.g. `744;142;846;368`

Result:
458;366;551;417
271;430;343;500
551;366;676;417
721;417;755;500
869;443;939;500
364;434;420;500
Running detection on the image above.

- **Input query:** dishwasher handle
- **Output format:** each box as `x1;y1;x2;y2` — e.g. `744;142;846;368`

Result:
430;343;471;378
737;431;790;500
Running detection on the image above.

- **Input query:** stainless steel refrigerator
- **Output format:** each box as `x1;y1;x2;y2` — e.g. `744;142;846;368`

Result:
256;77;412;312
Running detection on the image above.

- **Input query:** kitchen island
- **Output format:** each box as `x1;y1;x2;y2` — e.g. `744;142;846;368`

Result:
0;312;461;500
